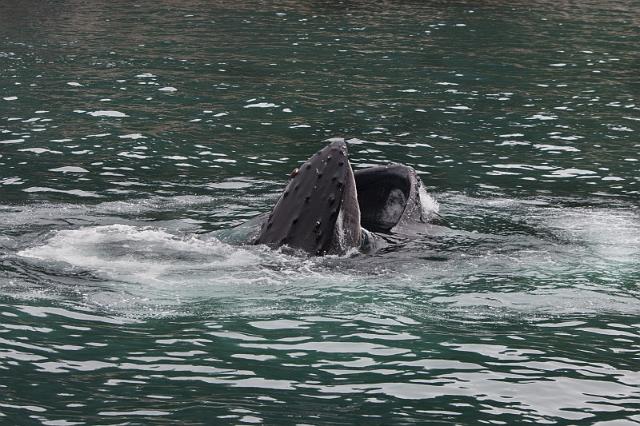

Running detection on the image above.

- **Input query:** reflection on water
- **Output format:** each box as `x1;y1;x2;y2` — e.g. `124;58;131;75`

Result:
2;194;639;423
1;0;639;424
1;0;638;203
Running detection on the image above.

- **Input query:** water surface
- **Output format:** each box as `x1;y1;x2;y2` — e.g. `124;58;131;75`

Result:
1;0;639;424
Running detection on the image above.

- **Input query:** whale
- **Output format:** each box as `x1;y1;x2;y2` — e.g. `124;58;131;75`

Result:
252;138;435;255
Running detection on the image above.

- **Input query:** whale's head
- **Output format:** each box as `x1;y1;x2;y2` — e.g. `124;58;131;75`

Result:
253;138;433;255
254;138;361;255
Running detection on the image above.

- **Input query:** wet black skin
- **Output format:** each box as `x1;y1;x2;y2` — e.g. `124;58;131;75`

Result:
254;139;428;255
254;139;361;255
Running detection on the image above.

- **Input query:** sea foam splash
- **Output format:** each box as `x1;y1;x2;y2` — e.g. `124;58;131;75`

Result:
14;224;350;316
18;225;264;285
418;186;440;220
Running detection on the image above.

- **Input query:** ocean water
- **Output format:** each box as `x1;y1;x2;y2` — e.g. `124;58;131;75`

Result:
1;0;639;424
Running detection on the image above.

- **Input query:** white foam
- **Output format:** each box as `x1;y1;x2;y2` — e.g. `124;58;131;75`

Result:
527;113;558;121
546;209;640;264
543;168;597;178
208;181;252;189
119;133;146;140
22;187;101;198
18;225;263;285
1;177;23;185
6;193;637;322
87;110;128;118
244;102;278;108
49;166;89;173
13;223;355;316
418;186;440;220
18;148;62;155
534;144;580;152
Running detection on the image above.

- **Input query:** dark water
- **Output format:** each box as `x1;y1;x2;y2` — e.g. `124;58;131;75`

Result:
1;0;639;424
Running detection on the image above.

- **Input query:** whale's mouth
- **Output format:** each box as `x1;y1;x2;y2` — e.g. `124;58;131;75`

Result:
354;165;416;233
254;139;361;255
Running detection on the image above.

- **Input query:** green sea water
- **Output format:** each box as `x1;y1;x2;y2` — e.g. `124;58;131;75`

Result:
1;0;639;424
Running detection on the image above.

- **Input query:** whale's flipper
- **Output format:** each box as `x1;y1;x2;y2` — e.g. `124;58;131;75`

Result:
354;164;427;233
254;139;362;255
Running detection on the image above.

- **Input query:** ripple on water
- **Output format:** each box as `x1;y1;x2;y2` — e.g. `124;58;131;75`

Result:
1;1;639;422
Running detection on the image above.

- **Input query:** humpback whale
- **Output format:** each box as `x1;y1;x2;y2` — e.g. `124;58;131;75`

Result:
253;139;435;255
